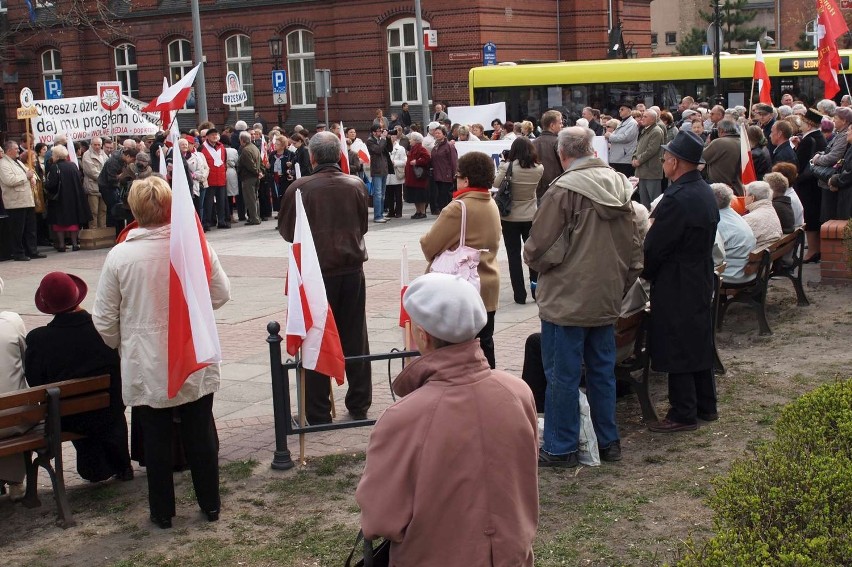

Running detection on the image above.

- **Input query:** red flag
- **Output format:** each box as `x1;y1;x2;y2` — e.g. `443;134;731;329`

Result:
753;43;772;105
817;0;849;100
142;64;200;130
740;125;757;187
338;121;350;175
167;120;222;398
284;190;346;384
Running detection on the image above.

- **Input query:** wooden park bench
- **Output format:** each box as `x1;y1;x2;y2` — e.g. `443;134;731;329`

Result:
717;228;808;336
0;375;111;528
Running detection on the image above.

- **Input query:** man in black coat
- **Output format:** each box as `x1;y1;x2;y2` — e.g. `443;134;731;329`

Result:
770;120;798;167
643;131;720;432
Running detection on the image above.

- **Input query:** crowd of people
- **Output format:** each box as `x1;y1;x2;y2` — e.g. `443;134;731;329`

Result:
1;89;850;562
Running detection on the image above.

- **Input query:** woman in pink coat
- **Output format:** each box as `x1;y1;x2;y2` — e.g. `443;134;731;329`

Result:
357;273;539;566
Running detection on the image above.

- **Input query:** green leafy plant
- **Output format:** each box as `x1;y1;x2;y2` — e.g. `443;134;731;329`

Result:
676;28;707;56
677;378;852;566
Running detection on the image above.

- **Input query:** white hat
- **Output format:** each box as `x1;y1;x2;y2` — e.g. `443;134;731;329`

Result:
403;273;487;344
427;121;440;131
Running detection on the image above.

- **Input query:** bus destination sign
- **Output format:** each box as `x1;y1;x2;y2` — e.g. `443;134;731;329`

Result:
779;56;850;73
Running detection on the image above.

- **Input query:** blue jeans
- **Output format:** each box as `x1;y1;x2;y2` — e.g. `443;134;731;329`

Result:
371;176;387;221
541;321;619;455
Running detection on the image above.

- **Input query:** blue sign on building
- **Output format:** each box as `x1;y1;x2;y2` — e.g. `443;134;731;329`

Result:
45;79;63;99
272;70;287;94
483;42;497;66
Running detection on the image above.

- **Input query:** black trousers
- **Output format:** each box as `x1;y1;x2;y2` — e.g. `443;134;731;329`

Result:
666;369;717;424
136;394;219;519
204;185;228;227
258;177;273;219
501;220;538;302
434;181;454;213
304;270;371;424
611;163;635;178
6;207;38;258
476;310;496;369
386;184;403;216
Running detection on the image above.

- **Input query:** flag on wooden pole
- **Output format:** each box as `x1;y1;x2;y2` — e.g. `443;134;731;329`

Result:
740;125;757;187
752;43;772;105
338;121;350;174
284;190;346;384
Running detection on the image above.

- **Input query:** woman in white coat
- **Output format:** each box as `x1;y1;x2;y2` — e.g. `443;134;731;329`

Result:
385;131;408;218
93;176;230;530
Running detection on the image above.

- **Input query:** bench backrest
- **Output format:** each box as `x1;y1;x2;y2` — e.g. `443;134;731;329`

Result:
0;375;111;431
743;228;804;276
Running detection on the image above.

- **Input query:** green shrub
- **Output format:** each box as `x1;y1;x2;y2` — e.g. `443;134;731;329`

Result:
678;378;852;566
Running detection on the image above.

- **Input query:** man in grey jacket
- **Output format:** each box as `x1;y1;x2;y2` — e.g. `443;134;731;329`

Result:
606;103;639;177
632;109;664;208
524;127;643;468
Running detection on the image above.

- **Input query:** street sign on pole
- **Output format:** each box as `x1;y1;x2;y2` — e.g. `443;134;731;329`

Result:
45;79;63;99
272;70;287;105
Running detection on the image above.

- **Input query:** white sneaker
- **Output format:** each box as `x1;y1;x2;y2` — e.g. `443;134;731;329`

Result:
8;482;25;502
374;218;388;223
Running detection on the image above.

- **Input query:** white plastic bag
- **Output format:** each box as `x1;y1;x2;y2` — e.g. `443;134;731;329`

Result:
536;390;601;466
578;390;600;466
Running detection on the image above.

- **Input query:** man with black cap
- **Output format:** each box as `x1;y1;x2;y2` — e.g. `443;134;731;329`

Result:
200;128;230;230
606;102;639;177
754;103;776;152
643;130;720;433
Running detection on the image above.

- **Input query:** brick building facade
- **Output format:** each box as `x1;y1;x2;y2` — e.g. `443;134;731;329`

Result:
0;0;651;138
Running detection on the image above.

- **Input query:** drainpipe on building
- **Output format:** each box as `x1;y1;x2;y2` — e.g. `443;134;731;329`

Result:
191;0;208;123
414;0;430;124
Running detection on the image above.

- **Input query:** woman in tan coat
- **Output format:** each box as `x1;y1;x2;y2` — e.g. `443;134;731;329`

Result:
420;151;501;368
494;137;544;304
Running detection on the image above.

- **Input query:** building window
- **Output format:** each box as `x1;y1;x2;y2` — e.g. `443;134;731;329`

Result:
41;49;62;97
651;33;658;48
287;30;316;108
168;39;194;109
387;18;432;105
665;32;677;45
225;34;253;108
114;43;139;99
0;1;7;13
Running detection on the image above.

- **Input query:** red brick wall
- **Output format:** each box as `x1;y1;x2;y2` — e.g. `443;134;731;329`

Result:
820;220;852;285
1;0;651;137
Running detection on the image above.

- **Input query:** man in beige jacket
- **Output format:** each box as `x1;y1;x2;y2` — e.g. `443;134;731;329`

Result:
0;141;42;260
81;137;108;228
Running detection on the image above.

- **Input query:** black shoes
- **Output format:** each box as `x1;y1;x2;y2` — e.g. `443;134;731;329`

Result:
71;245;81;251
349;410;368;421
599;441;622;462
28;253;47;259
648;418;698;433
538;448;579;468
150;515;172;529
205;509;219;522
114;467;134;482
514;296;526;305
411;212;427;219
12;255;30;261
245;220;261;225
698;412;719;422
803;253;821;264
217;224;231;229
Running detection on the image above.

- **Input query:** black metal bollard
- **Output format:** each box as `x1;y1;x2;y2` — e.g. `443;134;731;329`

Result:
267;321;295;470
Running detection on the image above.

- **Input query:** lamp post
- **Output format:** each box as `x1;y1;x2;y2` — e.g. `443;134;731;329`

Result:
268;35;284;128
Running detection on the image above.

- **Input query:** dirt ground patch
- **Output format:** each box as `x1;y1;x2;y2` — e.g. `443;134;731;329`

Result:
2;279;851;566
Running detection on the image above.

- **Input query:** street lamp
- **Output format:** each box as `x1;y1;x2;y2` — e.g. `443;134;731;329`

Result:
268;35;284;128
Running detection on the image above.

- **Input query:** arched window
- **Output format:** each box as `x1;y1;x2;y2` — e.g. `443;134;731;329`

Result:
287;30;315;108
387;18;432;105
167;39;194;109
114;43;139;99
41;49;62;98
225;34;253;108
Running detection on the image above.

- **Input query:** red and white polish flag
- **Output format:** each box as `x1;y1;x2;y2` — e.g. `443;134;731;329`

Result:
740;123;757;187
285;190;346;384
142;64;201;130
753;43;772;106
167;119;222;398
338;121;350;175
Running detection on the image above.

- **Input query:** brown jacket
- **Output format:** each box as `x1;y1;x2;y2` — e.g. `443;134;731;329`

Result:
278;163;369;276
420;191;501;311
524;157;643;327
702;135;743;195
357;341;539;567
533;130;562;199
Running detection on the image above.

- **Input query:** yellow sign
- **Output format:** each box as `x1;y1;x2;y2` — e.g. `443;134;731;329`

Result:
17;106;39;119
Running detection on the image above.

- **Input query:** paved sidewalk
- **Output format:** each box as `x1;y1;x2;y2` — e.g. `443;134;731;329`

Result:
1;203;541;481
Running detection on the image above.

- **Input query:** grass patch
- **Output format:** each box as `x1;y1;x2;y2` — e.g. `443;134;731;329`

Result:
221;458;258;482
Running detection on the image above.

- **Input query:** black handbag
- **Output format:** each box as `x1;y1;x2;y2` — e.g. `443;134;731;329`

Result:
344;529;390;567
810;161;842;182
495;161;513;217
413;165;426;179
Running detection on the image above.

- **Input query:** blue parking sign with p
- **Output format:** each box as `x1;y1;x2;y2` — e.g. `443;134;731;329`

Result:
272;70;287;94
45;79;63;99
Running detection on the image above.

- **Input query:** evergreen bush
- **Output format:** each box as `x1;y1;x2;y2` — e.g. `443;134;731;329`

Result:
677;378;852;566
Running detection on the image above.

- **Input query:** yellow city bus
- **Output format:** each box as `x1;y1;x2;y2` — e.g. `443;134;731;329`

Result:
468;51;852;122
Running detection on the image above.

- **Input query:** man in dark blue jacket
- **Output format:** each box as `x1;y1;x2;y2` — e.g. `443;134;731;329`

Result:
643;131;720;432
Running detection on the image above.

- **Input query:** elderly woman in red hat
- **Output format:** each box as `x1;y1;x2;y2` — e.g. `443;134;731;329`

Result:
93;176;231;529
25;271;132;483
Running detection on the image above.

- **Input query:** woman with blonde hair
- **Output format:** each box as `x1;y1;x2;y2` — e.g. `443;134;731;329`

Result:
94;176;231;529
